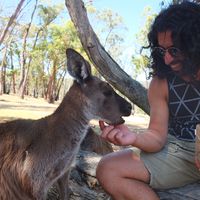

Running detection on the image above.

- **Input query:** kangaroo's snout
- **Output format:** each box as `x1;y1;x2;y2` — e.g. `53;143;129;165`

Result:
116;95;132;116
121;101;132;116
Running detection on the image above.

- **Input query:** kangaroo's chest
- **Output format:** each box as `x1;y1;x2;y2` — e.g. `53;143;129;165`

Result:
22;127;88;186
45;130;89;182
46;151;77;181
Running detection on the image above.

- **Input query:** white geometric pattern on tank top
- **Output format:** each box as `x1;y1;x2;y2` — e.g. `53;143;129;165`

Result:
168;75;200;141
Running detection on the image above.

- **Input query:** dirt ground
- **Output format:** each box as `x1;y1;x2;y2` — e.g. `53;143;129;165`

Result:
0;94;149;132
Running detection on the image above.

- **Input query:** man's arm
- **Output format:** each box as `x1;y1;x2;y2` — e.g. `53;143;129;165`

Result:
133;77;169;152
100;77;169;153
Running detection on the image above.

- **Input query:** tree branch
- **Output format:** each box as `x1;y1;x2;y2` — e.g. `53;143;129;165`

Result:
65;0;150;114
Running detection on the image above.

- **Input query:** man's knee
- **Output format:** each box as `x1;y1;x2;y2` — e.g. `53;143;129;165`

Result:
96;156;111;182
96;156;122;198
97;154;122;189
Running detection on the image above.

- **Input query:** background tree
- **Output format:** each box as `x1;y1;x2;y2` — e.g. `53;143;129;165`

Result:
131;7;156;87
95;9;126;63
1;0;131;105
0;0;26;46
18;0;38;99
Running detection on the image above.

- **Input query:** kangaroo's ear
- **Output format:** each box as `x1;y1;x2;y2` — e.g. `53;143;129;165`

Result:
66;48;91;84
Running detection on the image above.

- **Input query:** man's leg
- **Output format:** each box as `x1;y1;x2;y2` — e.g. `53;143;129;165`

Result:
96;149;159;200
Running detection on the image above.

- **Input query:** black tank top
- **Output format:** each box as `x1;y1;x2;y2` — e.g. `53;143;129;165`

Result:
167;73;200;142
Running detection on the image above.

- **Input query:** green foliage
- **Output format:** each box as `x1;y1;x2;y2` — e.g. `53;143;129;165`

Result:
131;7;156;79
0;1;129;100
37;4;63;26
91;8;127;63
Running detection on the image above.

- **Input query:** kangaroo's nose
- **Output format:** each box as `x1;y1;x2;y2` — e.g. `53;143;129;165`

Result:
121;102;132;116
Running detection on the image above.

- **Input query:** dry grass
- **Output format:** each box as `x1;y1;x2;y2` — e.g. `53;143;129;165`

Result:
0;94;58;122
0;94;149;131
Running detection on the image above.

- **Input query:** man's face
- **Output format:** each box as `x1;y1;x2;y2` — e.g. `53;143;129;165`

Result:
157;31;184;72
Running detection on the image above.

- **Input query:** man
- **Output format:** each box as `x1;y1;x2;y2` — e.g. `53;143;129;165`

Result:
96;1;200;200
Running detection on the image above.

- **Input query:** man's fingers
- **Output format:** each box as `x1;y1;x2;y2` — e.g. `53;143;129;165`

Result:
99;120;105;130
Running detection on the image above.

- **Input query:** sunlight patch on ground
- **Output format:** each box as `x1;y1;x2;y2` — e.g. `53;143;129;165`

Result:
0;94;58;121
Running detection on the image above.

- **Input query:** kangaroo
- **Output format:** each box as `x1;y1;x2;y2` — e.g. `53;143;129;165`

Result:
0;48;132;200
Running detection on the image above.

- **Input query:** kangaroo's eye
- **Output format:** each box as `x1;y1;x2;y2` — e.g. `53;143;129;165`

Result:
103;90;113;96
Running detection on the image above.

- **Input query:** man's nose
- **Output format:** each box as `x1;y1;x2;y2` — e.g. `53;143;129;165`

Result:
164;51;174;65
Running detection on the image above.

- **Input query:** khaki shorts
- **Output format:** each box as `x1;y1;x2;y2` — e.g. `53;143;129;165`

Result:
140;134;200;189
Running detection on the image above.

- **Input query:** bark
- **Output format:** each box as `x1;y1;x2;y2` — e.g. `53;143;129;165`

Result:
54;67;67;101
0;48;7;94
0;0;26;46
9;47;16;94
46;61;57;103
18;0;38;99
65;0;149;114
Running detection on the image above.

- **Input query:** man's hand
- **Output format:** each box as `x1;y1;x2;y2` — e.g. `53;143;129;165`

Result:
99;121;137;146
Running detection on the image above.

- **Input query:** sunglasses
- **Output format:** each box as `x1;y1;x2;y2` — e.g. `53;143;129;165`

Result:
153;46;182;58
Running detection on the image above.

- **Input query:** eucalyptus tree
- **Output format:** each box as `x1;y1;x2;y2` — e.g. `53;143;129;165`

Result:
94;9;126;64
18;0;38;99
35;5;126;103
18;3;64;99
44;22;81;103
131;7;156;83
0;0;26;47
0;0;26;95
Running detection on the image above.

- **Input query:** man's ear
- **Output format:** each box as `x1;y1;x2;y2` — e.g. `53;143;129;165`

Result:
66;48;91;84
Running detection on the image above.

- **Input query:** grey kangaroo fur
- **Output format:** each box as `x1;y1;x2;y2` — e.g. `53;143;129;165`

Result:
0;48;132;200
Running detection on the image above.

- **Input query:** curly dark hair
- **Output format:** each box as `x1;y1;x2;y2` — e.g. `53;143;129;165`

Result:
148;1;200;80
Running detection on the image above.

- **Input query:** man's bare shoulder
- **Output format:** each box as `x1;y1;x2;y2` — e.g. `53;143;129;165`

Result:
148;76;168;101
149;77;167;90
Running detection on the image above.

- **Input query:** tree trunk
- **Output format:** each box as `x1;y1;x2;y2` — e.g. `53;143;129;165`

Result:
54;68;67;101
9;47;16;94
0;47;8;94
0;0;26;46
46;61;57;103
65;0;149;114
18;0;38;99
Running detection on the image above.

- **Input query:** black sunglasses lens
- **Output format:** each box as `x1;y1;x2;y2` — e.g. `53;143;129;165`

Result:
154;47;165;57
168;48;180;57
